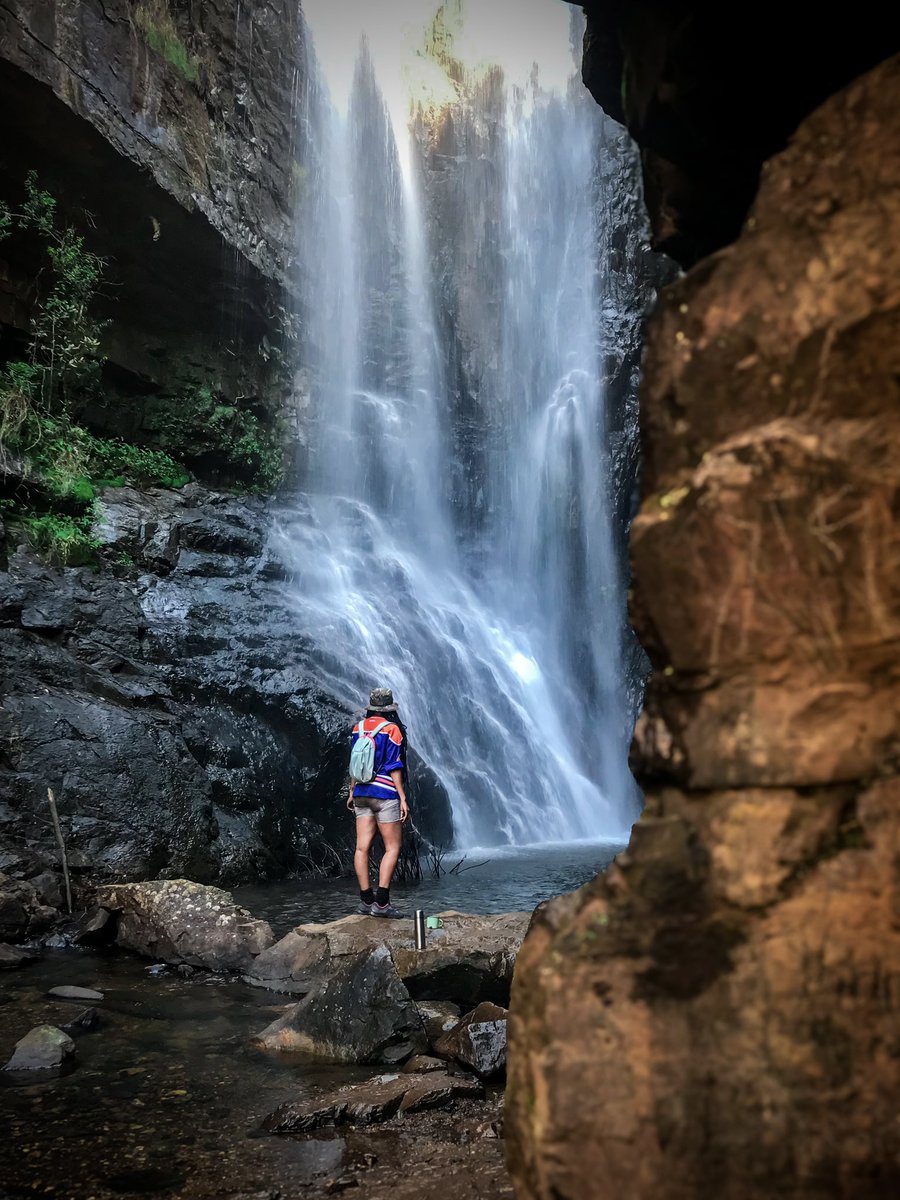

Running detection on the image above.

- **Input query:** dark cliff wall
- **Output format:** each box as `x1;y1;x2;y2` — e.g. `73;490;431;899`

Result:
572;0;897;265
508;18;900;1200
0;0;304;424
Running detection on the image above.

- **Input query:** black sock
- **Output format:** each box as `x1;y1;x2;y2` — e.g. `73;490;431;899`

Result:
360;887;374;905
375;886;390;906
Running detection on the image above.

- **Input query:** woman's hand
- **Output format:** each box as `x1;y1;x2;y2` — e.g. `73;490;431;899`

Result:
346;787;355;812
400;798;409;823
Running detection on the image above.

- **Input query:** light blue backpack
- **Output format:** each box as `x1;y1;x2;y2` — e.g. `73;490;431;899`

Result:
349;719;388;783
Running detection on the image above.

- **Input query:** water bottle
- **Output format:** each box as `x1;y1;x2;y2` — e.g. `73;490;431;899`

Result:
414;909;426;951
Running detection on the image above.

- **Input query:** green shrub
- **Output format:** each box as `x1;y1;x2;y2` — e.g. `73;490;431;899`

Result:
23;511;99;566
145;383;283;490
0;172;107;432
87;435;190;489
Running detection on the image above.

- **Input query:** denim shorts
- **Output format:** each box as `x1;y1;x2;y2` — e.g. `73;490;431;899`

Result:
353;795;401;825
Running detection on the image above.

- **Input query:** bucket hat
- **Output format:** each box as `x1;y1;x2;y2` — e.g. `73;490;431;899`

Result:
368;687;398;713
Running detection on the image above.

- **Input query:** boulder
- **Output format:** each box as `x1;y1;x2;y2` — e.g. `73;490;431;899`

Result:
253;946;426;1065
48;985;104;1002
248;912;529;1006
0;943;37;970
260;1070;484;1134
95;880;274;972
434;1002;508;1078
242;929;330;994
4;1025;75;1072
417;1000;461;1046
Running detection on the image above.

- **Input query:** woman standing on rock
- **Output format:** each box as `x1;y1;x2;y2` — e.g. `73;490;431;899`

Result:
347;688;409;917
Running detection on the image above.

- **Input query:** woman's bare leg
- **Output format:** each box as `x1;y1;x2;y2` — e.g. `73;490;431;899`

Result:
354;814;377;892
378;819;402;890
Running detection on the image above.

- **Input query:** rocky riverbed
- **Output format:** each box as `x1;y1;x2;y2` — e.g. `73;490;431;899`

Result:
1;880;526;1198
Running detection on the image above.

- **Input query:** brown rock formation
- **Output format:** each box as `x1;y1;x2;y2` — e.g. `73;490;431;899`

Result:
507;54;900;1200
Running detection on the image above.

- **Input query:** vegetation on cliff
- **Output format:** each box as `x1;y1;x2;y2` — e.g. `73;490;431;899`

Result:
0;174;283;562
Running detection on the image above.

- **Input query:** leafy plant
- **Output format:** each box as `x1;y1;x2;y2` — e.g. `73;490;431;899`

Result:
145;383;283;490
23;510;100;566
0;172;108;426
85;433;190;489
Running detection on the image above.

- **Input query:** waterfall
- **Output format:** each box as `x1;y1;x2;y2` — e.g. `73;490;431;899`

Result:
278;0;644;849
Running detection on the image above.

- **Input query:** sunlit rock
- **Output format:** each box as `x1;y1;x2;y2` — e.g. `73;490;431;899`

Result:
96;879;274;972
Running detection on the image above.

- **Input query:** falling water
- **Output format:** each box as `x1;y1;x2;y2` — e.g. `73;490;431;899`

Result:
278;0;644;848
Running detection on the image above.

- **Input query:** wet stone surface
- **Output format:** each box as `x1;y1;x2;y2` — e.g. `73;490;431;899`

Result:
0;949;511;1199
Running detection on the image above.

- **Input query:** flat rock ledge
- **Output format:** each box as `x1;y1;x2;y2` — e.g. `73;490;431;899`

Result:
95;880;274;973
260;1070;485;1134
246;910;530;1007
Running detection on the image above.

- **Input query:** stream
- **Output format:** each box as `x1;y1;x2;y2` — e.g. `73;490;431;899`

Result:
0;846;617;1198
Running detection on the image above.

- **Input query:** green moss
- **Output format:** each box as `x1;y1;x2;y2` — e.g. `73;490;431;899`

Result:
134;2;200;85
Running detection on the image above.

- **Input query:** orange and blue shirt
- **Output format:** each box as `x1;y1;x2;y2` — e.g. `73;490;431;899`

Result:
350;717;404;800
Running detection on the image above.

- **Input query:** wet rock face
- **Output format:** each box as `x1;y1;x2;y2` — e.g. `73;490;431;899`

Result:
0;485;453;889
0;0;300;284
506;57;900;1200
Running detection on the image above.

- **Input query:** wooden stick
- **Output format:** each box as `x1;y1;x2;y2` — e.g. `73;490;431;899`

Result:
47;788;73;914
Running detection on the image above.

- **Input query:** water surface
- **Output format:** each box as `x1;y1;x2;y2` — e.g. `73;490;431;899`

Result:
236;842;620;933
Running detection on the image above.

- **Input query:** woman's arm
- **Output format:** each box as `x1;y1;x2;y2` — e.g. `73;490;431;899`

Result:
390;769;409;821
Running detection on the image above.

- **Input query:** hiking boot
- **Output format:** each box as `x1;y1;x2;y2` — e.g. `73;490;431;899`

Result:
356;901;375;915
370;901;401;918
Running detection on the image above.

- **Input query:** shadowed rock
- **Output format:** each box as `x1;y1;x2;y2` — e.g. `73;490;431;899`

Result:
62;1008;100;1034
416;1000;461;1046
73;906;116;946
260;1069;483;1134
0;943;37;970
253;946;426;1065
4;1025;75;1072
